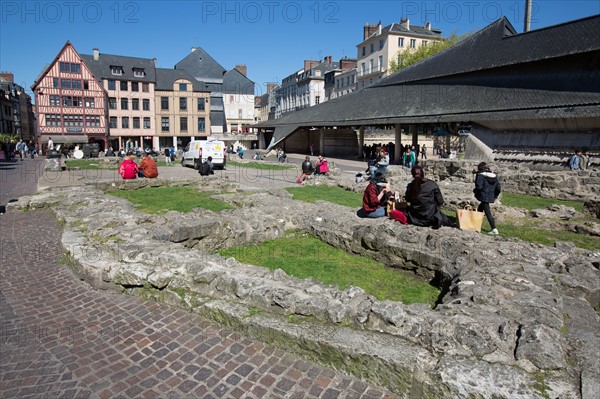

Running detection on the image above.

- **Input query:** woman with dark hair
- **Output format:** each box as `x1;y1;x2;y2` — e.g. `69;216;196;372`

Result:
474;162;501;235
404;166;452;228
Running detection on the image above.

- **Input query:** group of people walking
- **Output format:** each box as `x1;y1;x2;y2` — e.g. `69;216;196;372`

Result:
1;139;38;161
360;162;501;235
569;150;591;170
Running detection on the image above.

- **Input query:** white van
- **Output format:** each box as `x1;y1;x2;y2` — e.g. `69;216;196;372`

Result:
181;139;226;170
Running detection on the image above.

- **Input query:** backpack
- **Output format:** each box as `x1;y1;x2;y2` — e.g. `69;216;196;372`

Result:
199;161;211;176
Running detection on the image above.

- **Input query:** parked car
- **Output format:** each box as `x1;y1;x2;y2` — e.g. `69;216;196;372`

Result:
457;129;471;136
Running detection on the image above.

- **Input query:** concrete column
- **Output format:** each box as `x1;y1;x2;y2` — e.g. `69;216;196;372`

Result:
319;129;325;155
358;127;364;158
152;136;159;151
412;125;418;147
394;124;402;164
172;136;177;150
258;131;266;149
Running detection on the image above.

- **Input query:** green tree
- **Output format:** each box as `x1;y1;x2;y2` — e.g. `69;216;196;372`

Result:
388;33;467;73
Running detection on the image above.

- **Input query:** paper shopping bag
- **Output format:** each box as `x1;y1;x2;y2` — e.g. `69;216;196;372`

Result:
456;208;485;232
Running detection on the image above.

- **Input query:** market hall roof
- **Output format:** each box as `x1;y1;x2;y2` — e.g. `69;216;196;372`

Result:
254;15;600;148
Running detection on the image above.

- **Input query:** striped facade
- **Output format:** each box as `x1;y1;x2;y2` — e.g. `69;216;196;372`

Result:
32;41;108;150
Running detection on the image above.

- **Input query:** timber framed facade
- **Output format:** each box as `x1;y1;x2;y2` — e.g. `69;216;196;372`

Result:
31;41;108;150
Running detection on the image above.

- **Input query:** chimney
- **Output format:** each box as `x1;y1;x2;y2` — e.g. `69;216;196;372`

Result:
324;55;332;64
93;48;99;61
340;59;357;70
304;60;319;71
401;18;410;30
153;57;157;67
0;71;14;82
425;22;431;31
363;23;380;40
235;64;247;76
524;0;532;32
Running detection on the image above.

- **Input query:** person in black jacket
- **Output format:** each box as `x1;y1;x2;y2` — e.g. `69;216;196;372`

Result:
474;162;502;235
297;156;314;183
404;166;452;229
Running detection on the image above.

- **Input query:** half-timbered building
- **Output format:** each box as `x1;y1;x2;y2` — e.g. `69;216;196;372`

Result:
31;41;107;151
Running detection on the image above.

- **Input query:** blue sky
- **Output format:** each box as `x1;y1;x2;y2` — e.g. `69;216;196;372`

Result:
1;0;598;98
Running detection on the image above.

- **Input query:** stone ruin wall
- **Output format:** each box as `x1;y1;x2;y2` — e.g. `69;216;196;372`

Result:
12;176;600;399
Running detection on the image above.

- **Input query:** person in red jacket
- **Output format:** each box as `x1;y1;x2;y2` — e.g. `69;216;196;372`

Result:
118;151;139;180
138;152;159;178
361;175;389;218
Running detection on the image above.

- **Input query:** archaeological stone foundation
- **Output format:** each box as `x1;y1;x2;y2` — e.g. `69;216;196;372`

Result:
13;159;600;399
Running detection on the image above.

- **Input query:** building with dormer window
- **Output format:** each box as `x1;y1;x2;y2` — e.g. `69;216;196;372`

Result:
154;68;211;149
81;49;157;151
357;18;442;89
31;41;108;149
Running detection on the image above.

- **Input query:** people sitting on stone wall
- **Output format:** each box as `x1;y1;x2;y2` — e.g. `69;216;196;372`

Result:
404;165;453;229
358;173;391;218
199;156;215;176
138;152;159;178
315;155;329;175
118;151;139;180
297;156;314;183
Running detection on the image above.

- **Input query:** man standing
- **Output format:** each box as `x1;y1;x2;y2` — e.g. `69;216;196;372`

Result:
569;150;581;170
47;137;54;156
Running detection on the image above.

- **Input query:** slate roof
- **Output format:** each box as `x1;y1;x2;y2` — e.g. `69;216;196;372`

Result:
155;68;209;91
223;68;255;95
175;47;226;82
254;15;600;148
80;53;156;82
384;21;442;38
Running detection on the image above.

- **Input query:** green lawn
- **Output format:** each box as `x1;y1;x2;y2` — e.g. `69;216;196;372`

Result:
219;231;439;305
501;192;585;212
65;159;117;170
107;186;233;214
286;186;362;208
227;160;295;171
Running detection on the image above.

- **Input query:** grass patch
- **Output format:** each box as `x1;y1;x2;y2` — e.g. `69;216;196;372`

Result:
227;160;295;171
65;159;117;170
286;186;362;208
501;192;585;212
107;186;233;214
444;208;599;251
495;221;599;251
219;231;440;305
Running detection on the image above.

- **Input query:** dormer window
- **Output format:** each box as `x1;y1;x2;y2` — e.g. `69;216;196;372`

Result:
133;68;145;77
111;66;123;75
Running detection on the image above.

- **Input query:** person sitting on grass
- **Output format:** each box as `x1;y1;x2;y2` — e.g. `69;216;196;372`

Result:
138;152;159;178
118;150;138;180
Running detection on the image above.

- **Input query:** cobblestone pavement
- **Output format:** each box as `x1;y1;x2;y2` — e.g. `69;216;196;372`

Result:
0;161;398;398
